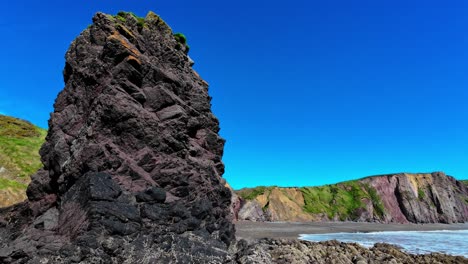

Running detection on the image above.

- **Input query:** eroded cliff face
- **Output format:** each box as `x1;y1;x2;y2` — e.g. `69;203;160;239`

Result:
236;172;468;223
365;172;468;224
0;11;234;263
237;188;316;222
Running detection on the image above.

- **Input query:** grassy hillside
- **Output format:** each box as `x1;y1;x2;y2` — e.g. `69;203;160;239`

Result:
0;115;46;206
300;181;385;220
237;181;385;221
237;186;276;201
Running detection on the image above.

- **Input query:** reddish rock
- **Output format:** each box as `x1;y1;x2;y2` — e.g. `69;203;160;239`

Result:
363;172;468;223
236;172;468;224
0;11;234;263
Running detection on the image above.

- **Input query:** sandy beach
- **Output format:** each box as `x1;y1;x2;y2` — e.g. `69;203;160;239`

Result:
235;221;468;240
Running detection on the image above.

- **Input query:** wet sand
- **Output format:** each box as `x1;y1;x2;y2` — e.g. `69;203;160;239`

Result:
235;221;468;240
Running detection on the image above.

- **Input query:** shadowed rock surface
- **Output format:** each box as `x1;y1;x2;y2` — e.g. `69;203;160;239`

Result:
0;11;234;263
236;172;468;223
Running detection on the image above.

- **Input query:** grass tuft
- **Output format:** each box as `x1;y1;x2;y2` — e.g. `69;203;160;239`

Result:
174;33;190;54
418;188;425;200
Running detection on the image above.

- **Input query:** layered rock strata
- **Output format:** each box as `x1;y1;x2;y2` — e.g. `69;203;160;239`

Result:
236;172;468;223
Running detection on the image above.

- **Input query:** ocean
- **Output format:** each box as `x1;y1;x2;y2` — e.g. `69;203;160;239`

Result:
299;230;468;258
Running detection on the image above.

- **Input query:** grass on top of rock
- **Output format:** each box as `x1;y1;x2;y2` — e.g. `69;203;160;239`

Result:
115;11;146;29
174;33;190;54
237;186;276;200
0;115;46;185
300;181;385;221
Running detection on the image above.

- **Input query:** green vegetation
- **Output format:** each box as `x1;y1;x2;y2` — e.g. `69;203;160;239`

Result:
461;180;468;186
418;188;425;200
115;12;127;23
237;186;275;200
364;184;385;217
300;181;385;221
174;33;190;54
0;178;27;190
115;11;146;30
112;11;187;53
174;33;187;45
0;115;46;189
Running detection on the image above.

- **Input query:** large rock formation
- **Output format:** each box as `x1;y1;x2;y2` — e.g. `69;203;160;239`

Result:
236;172;468;223
0;11;234;263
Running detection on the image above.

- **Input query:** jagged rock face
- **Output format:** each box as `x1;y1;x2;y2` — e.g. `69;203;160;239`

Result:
238;200;269;222
226;183;241;221
0;11;235;263
364;172;468;224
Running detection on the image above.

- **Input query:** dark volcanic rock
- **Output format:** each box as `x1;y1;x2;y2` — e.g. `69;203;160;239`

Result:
0;11;234;263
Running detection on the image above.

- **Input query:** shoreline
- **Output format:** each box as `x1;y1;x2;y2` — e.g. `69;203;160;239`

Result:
235;221;468;240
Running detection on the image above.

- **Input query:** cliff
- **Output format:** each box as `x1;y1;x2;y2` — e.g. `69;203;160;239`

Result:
0;115;46;207
236;172;468;223
0;11;234;263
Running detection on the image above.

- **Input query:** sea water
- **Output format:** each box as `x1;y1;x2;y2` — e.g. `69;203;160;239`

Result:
299;230;468;258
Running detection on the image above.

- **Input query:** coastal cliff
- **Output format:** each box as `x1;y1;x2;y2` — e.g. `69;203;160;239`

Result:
236;172;468;223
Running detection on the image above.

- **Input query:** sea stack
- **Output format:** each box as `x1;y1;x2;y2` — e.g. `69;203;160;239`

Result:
0;11;234;263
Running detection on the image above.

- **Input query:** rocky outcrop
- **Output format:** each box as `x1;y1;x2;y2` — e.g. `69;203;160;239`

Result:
237;188;315;222
226;183;241;221
235;239;468;264
0;11;234;263
236;172;468;223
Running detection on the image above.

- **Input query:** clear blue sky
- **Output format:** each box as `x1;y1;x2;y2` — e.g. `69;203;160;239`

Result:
1;1;468;189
